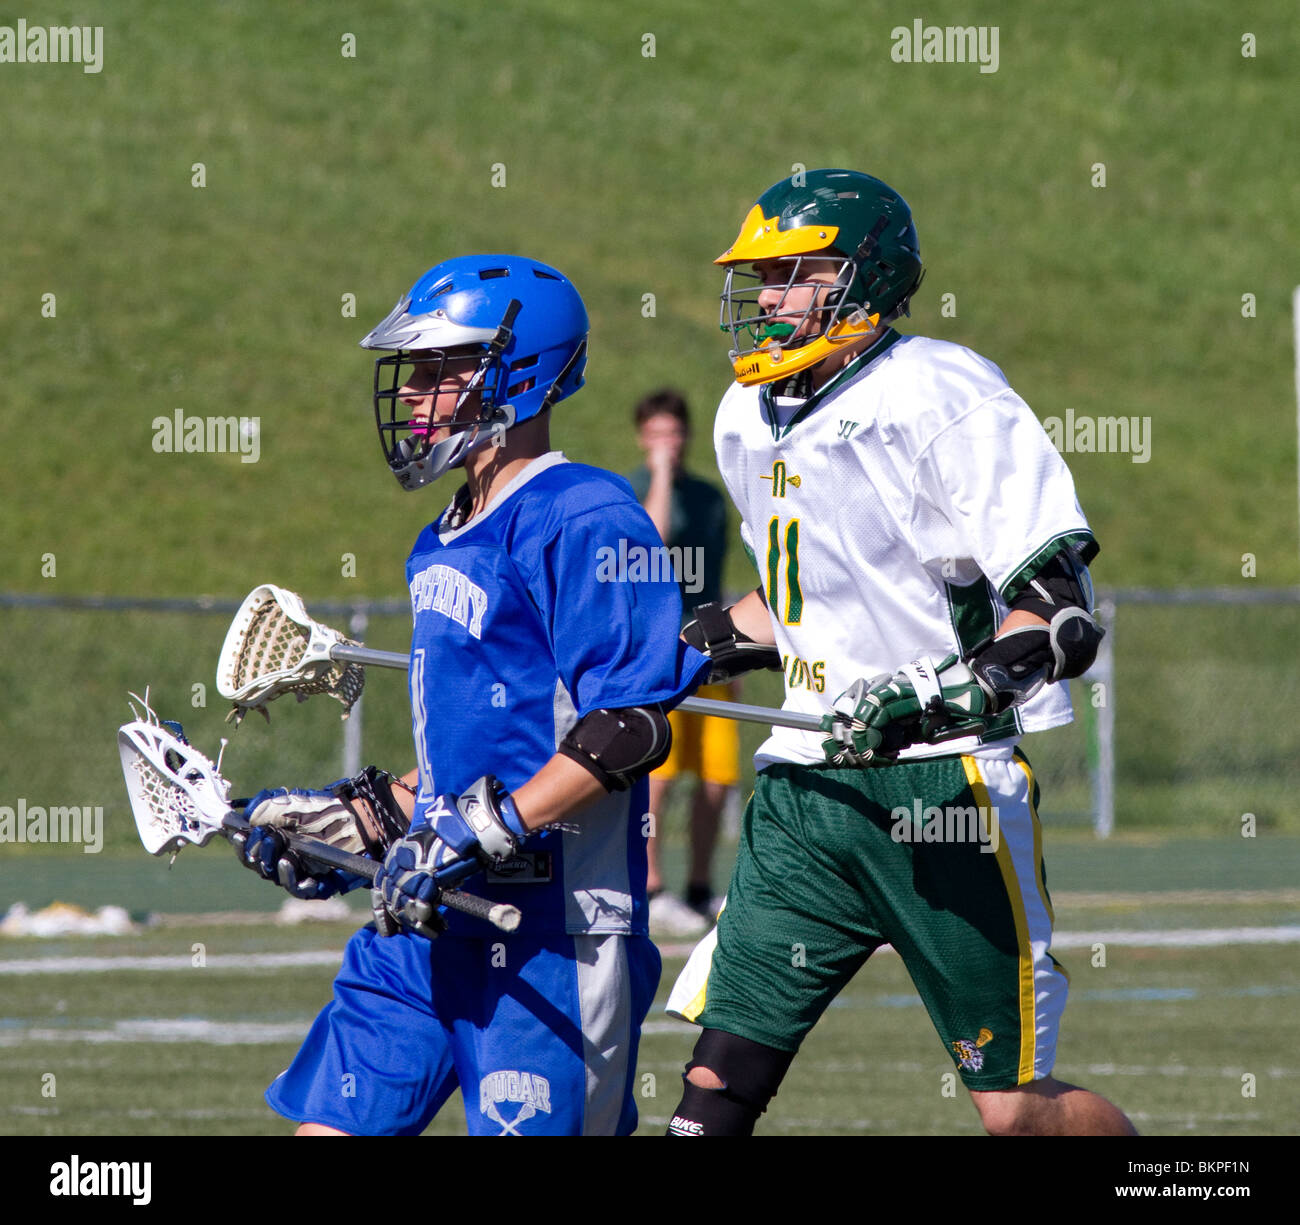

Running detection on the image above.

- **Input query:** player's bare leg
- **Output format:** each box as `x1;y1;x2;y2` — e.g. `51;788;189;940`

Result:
686;780;726;913
294;1122;352;1136
647;773;710;935
970;1077;1138;1136
646;774;671;894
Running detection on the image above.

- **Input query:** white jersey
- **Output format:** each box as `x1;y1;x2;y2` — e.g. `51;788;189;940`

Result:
714;329;1097;771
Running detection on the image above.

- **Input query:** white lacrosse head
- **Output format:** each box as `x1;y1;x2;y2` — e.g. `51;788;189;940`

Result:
216;583;364;721
118;696;233;855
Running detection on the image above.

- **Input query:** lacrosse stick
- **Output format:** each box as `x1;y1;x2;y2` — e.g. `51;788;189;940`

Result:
217;583;825;732
216;584;366;723
116;695;521;934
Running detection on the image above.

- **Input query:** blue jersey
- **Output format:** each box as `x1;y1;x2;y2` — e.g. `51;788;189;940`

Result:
404;452;710;935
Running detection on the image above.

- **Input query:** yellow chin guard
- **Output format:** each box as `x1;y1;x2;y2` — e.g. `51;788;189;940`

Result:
729;307;881;386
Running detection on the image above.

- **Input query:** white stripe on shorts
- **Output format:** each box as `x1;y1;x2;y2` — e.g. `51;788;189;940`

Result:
963;746;1068;1082
573;933;633;1135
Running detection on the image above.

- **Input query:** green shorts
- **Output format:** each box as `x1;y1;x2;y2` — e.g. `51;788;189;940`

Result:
669;748;1067;1090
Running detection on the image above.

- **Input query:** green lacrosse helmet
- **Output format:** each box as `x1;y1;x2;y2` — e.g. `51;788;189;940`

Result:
716;169;924;385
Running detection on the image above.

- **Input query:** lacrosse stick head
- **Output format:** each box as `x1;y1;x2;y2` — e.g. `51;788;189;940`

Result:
118;695;234;855
216;584;365;722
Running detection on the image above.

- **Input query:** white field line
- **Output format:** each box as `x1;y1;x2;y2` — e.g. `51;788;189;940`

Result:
2;926;1298;976
0;949;345;976
1070;1062;1296;1079
1051;889;1300;907
138;890;1300;929
5;1014;1298;1070
639;1052;1300;1082
648;1111;1266;1132
649;1112;1266;1131
1051;927;1300;949
0;1018;311;1045
3;1105;278;1121
659;926;1300;959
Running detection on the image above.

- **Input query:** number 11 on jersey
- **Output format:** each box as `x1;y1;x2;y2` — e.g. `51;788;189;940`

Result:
766;516;803;625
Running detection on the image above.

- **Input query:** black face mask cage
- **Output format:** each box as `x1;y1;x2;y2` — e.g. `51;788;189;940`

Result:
371;348;506;469
719;255;856;356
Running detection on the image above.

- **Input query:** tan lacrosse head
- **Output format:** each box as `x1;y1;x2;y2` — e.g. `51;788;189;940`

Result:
216;584;365;721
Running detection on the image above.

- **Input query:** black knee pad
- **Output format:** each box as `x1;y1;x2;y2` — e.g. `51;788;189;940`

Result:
665;1029;795;1136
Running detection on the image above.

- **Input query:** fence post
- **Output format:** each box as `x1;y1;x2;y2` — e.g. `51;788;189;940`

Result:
342;609;367;777
1092;594;1116;838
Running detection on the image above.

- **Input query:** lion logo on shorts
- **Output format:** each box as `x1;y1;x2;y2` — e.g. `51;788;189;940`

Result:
951;1038;983;1071
952;1028;994;1072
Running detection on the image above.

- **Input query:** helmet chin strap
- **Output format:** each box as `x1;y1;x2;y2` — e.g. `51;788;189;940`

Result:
770;369;815;400
392;404;516;491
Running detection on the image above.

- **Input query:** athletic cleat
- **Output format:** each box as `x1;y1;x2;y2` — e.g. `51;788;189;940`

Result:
650;891;710;938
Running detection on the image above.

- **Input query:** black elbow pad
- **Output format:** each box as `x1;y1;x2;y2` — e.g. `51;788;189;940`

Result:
968;606;1104;714
558;704;672;791
1001;549;1105;682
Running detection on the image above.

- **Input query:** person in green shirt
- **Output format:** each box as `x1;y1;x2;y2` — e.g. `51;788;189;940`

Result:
628;389;736;937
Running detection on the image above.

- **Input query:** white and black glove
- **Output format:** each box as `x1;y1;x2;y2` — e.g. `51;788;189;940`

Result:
371;776;527;936
234;767;409;899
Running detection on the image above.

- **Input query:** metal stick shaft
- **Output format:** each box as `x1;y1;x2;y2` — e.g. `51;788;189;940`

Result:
328;643;823;733
221;809;520;931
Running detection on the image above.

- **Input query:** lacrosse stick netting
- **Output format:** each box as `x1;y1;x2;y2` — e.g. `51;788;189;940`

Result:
118;694;237;855
217;585;829;733
217;584;365;721
116;695;521;932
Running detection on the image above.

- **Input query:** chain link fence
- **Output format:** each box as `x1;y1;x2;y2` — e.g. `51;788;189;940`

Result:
2;588;1296;852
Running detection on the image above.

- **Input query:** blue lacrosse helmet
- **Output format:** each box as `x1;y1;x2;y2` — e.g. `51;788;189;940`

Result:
360;254;589;490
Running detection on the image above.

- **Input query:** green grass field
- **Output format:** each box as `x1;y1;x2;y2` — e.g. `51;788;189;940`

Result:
2;1;1297;831
1;0;1298;1138
2;887;1297;1136
1;0;1297;599
2;836;1297;1136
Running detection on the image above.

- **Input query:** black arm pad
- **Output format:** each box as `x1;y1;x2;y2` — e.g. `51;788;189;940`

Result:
332;766;411;857
682;600;782;683
967;606;1104;714
558;705;672;792
1007;549;1094;624
966;547;1104;710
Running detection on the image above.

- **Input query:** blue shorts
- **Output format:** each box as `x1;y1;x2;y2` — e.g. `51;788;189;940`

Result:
265;924;661;1135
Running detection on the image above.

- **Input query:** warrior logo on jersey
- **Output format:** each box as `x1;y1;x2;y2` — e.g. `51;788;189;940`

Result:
479;1070;552;1135
759;459;801;497
410;562;489;639
837;419;860;439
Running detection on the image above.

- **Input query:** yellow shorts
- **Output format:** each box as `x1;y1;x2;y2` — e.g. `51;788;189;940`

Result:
656;683;740;787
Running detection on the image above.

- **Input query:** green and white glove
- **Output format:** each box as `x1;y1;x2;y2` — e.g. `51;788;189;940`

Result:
820;654;995;767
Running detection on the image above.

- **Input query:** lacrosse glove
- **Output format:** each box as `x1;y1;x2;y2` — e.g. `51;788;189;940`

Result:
371;776;527;936
234;766;409;900
681;601;782;683
820;654;995;767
